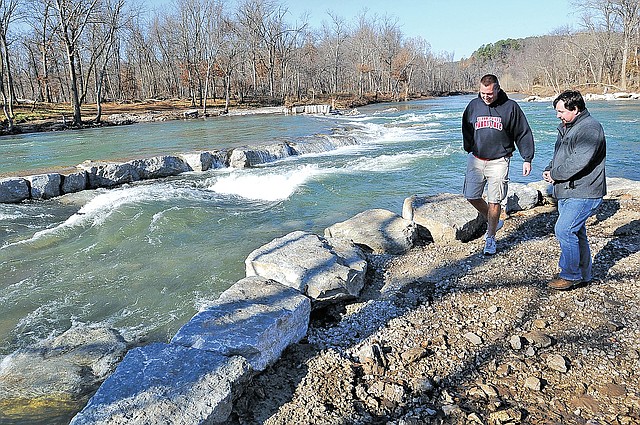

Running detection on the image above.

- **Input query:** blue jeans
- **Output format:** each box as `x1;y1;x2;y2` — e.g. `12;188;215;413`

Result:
555;198;602;281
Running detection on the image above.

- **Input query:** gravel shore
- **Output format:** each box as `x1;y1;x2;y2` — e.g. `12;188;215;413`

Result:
230;194;640;424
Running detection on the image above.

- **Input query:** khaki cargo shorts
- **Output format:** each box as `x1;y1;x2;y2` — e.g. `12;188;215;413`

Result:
463;153;510;204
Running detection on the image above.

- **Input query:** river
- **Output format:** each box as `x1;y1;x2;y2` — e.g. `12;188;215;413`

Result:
0;95;639;423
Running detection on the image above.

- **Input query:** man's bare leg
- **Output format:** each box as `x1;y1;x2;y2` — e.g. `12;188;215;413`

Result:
468;199;501;237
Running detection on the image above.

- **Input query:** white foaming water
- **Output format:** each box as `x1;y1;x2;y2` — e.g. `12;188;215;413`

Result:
209;164;323;201
349;145;458;172
1;183;206;249
0;212;22;221
349;121;433;144
424;111;461;120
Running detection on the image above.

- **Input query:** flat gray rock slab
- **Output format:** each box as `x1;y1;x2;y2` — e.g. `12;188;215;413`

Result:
324;208;418;254
70;343;252;425
402;193;485;243
172;276;311;371
245;230;367;303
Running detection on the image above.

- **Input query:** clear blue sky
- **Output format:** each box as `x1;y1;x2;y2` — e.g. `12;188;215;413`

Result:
285;0;579;60
147;0;580;60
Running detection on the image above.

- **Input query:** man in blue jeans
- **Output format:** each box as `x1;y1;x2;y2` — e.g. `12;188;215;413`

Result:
543;90;607;290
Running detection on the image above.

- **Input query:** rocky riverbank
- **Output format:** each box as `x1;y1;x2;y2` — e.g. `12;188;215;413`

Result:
229;185;640;424
2;179;638;424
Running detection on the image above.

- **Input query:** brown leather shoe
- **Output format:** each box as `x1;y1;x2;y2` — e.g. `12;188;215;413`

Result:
547;276;582;290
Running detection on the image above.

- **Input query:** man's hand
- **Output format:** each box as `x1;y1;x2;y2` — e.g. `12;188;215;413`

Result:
542;170;554;184
522;161;531;177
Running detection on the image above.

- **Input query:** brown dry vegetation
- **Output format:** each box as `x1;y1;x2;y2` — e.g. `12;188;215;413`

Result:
4;92;457;136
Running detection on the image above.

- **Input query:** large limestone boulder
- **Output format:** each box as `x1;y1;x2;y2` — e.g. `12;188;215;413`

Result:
180;150;227;171
245;230;367;303
78;160;141;189
172;276;311;371
0;326;127;411
229;143;294;168
288;133;358;155
69;343;252;425
324;208;418;254
0;177;30;203
127;155;191;179
61;171;88;194
27;173;61;200
503;182;541;213
402;193;485;243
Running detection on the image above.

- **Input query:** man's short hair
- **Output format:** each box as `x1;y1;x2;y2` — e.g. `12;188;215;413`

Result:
553;90;586;112
480;74;499;88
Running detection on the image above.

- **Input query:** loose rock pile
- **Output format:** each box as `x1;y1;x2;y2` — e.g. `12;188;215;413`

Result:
230;194;640;424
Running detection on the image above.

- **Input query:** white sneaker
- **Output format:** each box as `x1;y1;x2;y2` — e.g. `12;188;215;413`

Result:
483;236;497;255
484;219;504;240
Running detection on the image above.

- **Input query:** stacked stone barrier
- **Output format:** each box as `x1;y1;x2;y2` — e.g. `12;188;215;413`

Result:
0;132;359;204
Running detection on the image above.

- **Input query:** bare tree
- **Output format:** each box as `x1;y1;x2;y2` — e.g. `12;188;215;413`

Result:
0;0;21;130
3;0;636;121
375;15;402;93
610;0;640;89
92;0;129;122
211;14;242;113
29;2;55;103
236;0;294;100
201;0;224;114
50;0;99;126
322;11;349;95
574;0;640;89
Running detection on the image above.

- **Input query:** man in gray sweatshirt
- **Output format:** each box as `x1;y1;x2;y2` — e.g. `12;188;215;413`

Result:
543;90;607;290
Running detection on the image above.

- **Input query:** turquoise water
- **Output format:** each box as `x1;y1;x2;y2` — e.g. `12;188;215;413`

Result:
0;96;638;423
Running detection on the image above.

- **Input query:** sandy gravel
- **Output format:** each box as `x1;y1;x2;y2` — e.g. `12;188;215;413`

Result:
230;195;640;425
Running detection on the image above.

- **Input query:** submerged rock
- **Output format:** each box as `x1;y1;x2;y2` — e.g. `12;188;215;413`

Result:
0;326;127;409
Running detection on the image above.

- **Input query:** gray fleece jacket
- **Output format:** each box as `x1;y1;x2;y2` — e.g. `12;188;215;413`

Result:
545;109;606;199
